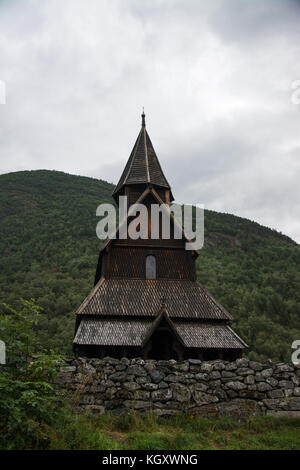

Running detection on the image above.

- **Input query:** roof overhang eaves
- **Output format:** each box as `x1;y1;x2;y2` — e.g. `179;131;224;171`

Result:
195;281;233;321
227;325;249;348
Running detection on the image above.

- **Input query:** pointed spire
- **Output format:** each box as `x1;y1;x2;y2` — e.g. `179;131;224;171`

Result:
112;112;174;202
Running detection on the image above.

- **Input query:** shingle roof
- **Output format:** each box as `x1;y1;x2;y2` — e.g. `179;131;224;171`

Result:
112;119;173;199
74;318;151;346
73;318;247;349
176;323;248;349
76;278;232;321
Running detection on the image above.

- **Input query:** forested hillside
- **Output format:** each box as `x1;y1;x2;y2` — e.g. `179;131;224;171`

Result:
0;170;299;361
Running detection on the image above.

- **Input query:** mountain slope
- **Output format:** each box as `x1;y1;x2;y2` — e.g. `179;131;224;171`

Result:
0;170;299;361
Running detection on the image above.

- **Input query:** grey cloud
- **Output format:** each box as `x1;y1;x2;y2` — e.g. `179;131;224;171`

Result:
210;0;300;45
0;0;299;242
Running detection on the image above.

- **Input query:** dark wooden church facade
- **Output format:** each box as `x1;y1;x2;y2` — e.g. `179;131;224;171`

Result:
73;113;247;360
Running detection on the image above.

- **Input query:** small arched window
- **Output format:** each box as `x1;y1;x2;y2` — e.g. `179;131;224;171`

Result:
146;255;156;279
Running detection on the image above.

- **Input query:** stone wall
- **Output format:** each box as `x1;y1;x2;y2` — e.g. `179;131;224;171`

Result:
54;357;300;421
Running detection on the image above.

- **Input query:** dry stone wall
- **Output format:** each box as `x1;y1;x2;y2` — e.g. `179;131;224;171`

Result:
54;357;300;421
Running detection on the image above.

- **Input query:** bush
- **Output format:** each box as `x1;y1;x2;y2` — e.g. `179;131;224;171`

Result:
0;300;62;449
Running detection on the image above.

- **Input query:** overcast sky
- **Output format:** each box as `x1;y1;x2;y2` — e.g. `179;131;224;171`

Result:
0;0;300;242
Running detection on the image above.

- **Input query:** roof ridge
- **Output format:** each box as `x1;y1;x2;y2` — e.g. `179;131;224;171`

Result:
76;276;105;314
143;128;150;183
141;307;184;347
227;325;249;348
196;281;233;320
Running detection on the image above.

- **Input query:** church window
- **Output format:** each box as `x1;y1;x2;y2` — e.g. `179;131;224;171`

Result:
146;255;156;279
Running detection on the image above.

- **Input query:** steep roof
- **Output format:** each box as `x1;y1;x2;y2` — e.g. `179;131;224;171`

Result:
113;112;173;200
74;318;150;347
176;323;248;349
73;318;247;349
76;278;233;321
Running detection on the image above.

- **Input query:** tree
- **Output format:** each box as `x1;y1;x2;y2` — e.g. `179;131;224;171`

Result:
0;300;62;449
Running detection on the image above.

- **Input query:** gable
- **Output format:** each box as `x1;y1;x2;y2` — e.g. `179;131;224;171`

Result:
100;187;199;255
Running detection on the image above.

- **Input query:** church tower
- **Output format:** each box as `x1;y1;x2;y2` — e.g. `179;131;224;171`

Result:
73;113;247;360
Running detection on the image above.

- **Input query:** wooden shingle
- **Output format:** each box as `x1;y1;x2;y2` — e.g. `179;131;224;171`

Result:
76;278;233;321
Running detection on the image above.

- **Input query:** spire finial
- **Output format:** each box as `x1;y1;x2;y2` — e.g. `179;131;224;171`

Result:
141;108;146;128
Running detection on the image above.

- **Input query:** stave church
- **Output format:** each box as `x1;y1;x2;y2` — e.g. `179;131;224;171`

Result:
73;113;247;360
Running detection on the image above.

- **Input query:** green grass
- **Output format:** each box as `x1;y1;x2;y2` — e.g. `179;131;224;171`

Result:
29;411;300;450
